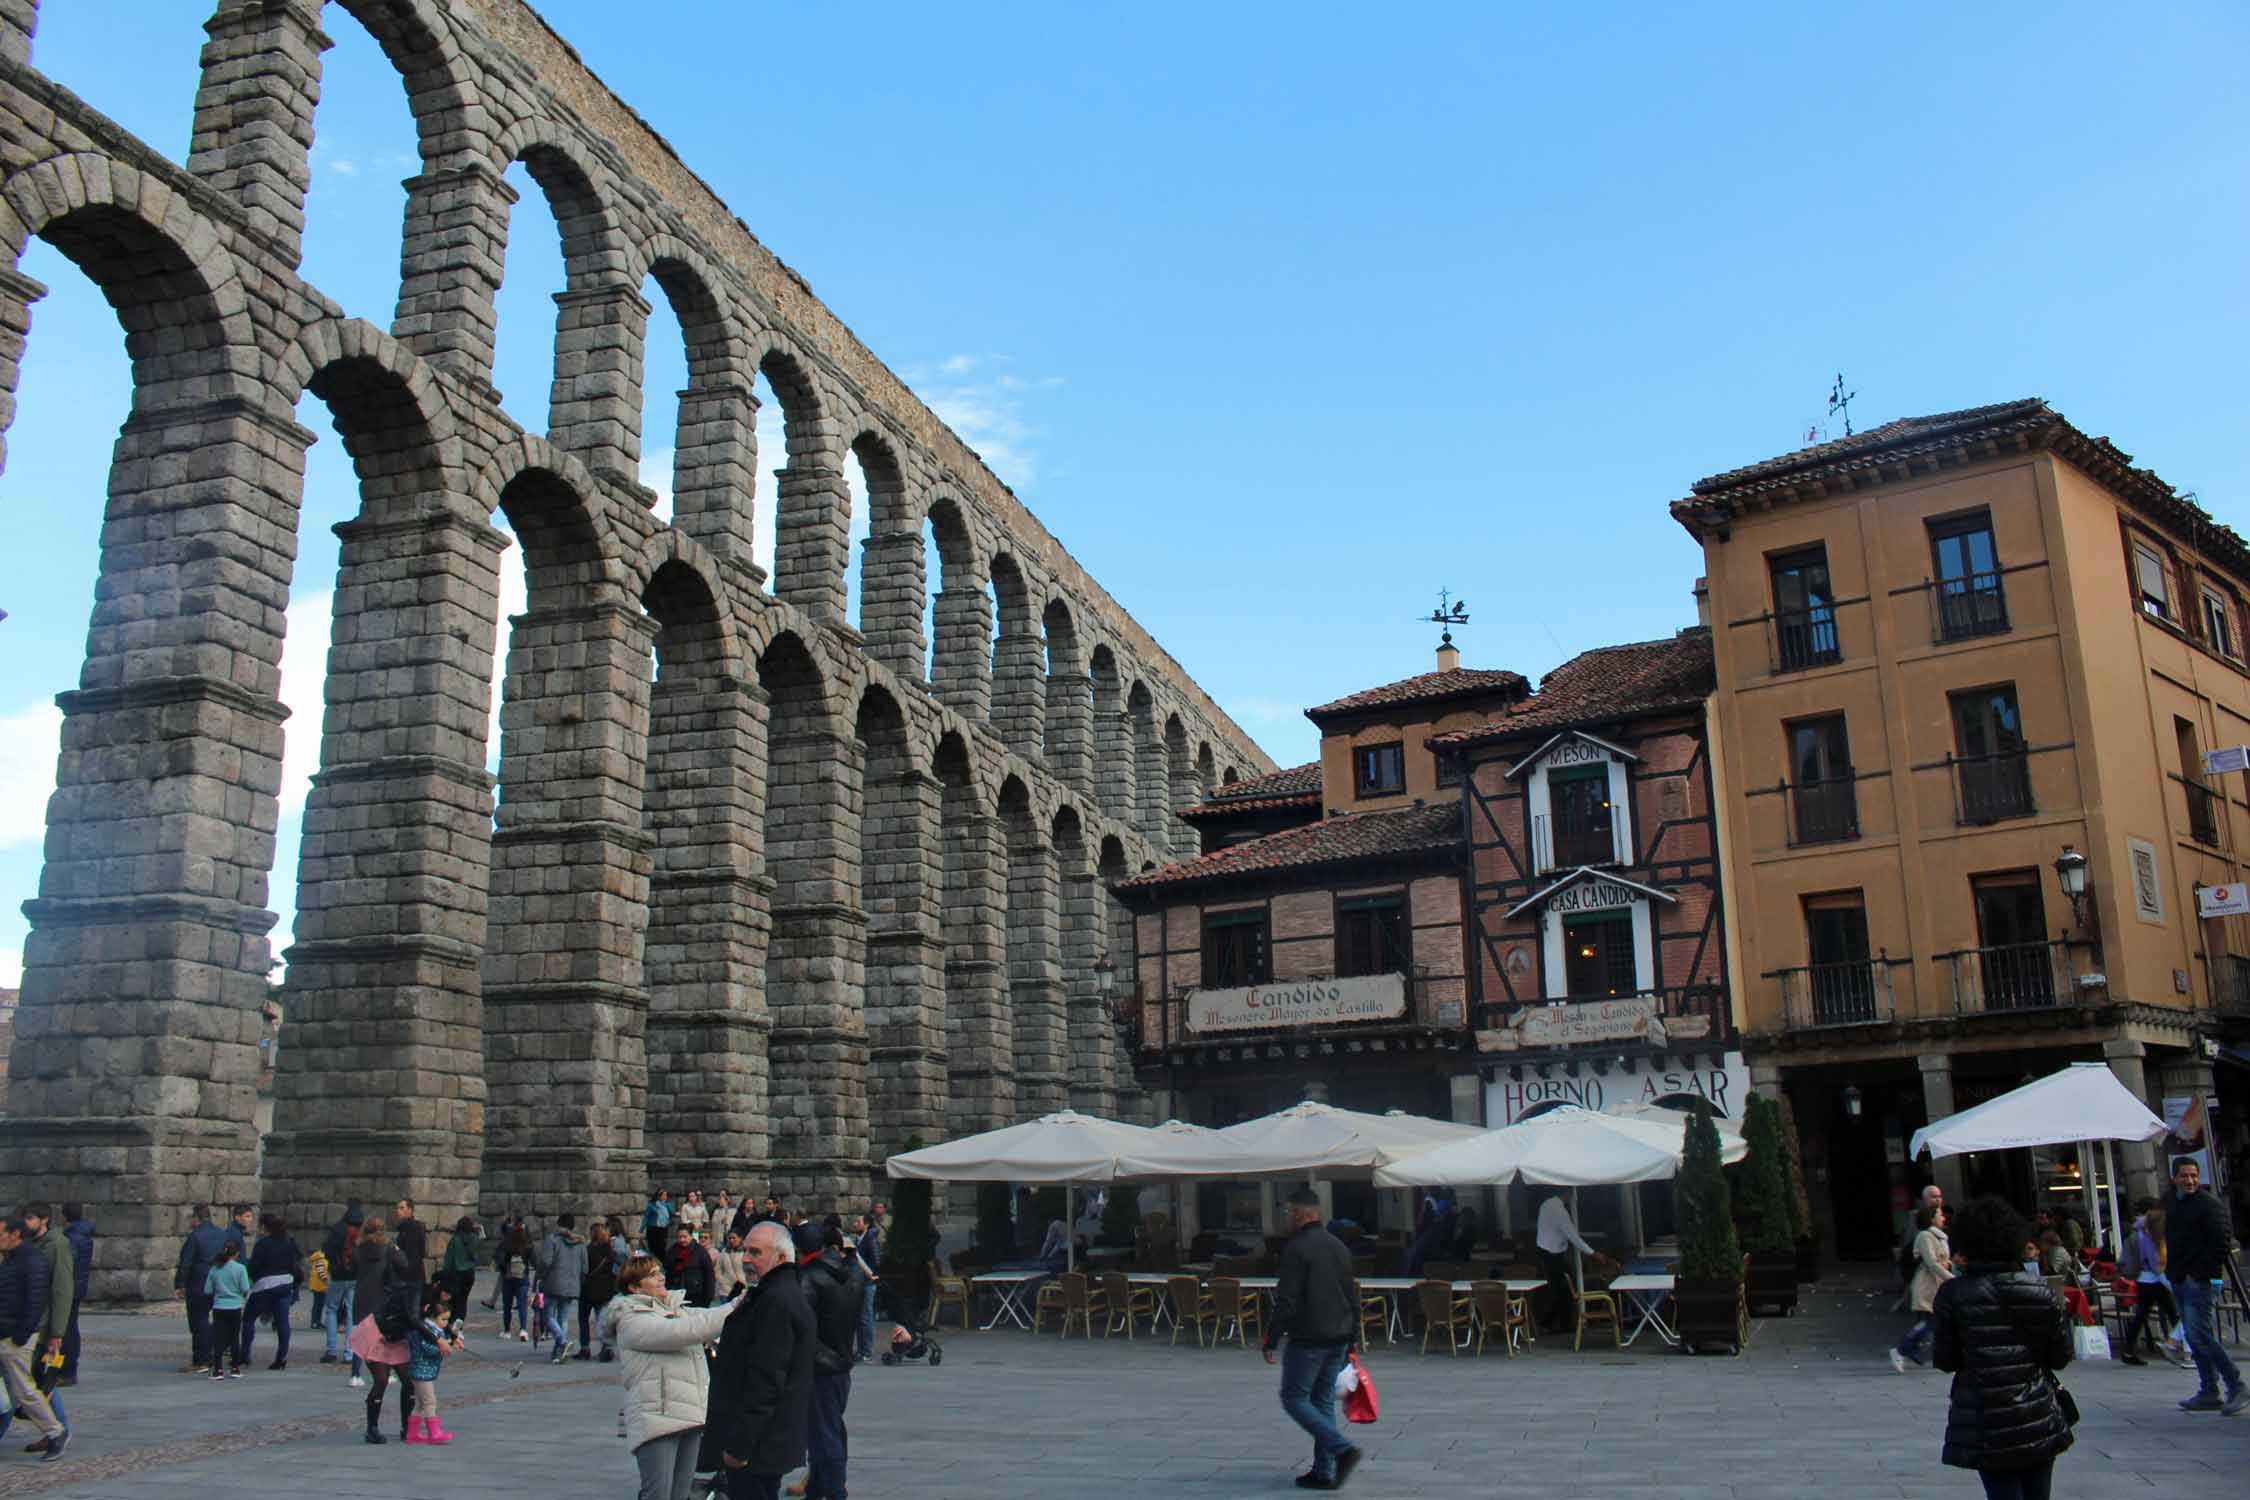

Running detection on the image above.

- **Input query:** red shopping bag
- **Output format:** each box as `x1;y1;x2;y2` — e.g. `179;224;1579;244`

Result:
1341;1351;1379;1424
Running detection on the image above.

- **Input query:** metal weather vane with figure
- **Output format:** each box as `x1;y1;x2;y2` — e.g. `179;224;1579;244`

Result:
1419;589;1470;649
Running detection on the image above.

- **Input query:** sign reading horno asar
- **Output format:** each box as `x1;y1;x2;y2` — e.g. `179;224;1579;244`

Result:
1187;973;1407;1033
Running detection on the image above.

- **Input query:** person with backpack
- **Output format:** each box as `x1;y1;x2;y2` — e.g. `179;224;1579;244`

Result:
347;1217;417;1442
539;1214;589;1364
320;1205;362;1365
2118;1201;2189;1368
496;1220;535;1342
438;1216;481;1327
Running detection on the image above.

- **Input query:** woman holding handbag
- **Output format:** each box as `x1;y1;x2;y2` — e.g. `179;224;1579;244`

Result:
1931;1196;2074;1500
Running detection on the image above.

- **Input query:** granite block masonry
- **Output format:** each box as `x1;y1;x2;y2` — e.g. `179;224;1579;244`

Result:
0;0;1270;1299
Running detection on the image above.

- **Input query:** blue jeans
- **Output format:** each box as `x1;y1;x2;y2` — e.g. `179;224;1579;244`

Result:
1895;1317;1933;1365
242;1288;294;1364
807;1369;850;1499
856;1283;876;1361
323;1282;356;1359
2177;1277;2242;1395
1277;1338;1356;1480
545;1295;577;1354
501;1276;529;1334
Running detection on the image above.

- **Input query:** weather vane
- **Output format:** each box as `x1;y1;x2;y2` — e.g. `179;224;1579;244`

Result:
1827;373;1857;437
1417;588;1470;648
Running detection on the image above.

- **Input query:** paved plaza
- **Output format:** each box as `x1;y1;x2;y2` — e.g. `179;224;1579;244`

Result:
1;1277;2243;1499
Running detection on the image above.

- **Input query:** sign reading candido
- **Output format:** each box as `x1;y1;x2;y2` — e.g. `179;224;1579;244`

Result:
1187;973;1407;1033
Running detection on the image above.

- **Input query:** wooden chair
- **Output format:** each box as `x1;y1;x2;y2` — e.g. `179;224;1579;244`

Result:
1208;1277;1263;1349
1356;1280;1391;1347
1167;1274;1216;1347
926;1261;972;1331
1471;1280;1531;1357
1057;1272;1107;1340
1102;1271;1159;1338
1416;1278;1473;1355
1033;1277;1068;1333
1574;1276;1621;1351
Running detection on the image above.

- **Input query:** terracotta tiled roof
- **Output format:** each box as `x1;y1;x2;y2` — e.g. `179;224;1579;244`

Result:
1180;793;1321;821
1671;399;2250;586
1201;762;1322;803
1305;667;1529;723
1116;804;1460;893
1431;631;1714;747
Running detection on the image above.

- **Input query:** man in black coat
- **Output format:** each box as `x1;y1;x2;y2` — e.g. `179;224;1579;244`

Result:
391;1198;428;1285
1262;1188;1362;1491
2164;1159;2244;1413
801;1226;864;1500
708;1222;816;1499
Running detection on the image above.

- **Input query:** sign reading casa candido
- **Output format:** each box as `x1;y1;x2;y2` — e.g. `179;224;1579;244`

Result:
1187;973;1407;1033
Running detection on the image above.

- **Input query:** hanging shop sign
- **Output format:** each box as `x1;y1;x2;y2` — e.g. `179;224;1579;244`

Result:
2195;882;2250;918
1186;972;1407;1033
1544;877;1641;915
2202;745;2250;776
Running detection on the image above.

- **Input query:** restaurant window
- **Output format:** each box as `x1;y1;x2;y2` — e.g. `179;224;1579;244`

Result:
1436;752;1462;788
2134;541;2173;621
1950;684;2033;823
1970;872;2053;1010
1335;895;1407;978
1769;545;1840;670
1353;742;1405;797
1561;912;1637;998
1785;713;1857;845
1548;763;1616;866
2177;716;2220;845
2202;588;2237;659
1928;510;2007;641
1201;908;1269;988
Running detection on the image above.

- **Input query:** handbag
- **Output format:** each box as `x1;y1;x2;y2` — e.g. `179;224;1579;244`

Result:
1340;1350;1379;1425
2048;1373;2080;1428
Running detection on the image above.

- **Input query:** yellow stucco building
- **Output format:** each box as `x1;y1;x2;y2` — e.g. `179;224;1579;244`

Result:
1673;400;2249;1254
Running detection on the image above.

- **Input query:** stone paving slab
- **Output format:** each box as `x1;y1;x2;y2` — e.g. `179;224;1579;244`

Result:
1;1278;2243;1498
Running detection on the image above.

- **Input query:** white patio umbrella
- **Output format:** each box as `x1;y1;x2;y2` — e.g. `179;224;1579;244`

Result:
884;1110;1163;1270
1122;1100;1482;1179
1908;1063;2165;1257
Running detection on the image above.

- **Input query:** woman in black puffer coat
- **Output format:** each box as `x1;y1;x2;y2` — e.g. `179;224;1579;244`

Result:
1931;1195;2074;1500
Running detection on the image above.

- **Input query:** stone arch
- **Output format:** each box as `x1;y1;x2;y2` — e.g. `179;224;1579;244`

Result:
1196;740;1217;800
758;340;849;620
1164;712;1193;858
1053;804;1104;1115
1127;679;1164;852
988;551;1044;756
636;236;758;562
474;438;626;602
280;317;465;511
1095;832;1134;1116
1089;644;1130;828
1001;774;1064;1117
1222;765;1242;786
848;427;910;656
857;681;946;1174
326;0;481;164
1042;598;1093;799
925;494;988;709
624;530;745;677
760;628;869;1200
937;728;1010;1136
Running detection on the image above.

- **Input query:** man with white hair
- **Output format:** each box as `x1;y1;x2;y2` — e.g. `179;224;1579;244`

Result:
706;1221;816;1499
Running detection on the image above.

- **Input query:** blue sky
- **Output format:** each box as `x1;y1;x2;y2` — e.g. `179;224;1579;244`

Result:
1;1;2245;985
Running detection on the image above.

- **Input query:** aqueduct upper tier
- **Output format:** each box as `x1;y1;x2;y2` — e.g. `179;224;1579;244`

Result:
0;0;1270;1297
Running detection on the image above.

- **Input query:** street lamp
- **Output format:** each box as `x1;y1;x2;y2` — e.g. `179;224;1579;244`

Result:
2053;846;2090;931
1841;1084;1863;1121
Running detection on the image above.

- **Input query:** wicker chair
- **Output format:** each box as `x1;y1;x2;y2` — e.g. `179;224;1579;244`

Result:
1357;1280;1391;1346
1168;1273;1216;1347
1574;1275;1621;1351
1032;1276;1067;1333
1056;1272;1107;1340
1208;1277;1264;1349
1471;1279;1532;1357
1102;1271;1159;1338
1416;1278;1473;1355
926;1261;972;1331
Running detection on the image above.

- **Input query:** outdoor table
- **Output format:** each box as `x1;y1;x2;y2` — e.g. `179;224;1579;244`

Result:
1124;1271;1179;1331
970;1271;1042;1331
1354;1277;1535;1344
1607;1273;1678;1347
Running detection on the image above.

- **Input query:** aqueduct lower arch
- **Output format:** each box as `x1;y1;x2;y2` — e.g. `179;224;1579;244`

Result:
0;0;1268;1297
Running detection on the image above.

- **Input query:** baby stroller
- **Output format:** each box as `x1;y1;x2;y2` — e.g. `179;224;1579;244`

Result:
875;1277;943;1367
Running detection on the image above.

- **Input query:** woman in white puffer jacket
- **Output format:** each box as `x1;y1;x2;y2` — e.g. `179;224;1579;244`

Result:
613;1253;740;1500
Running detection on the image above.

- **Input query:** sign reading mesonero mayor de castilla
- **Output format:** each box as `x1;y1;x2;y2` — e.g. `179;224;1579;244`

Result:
1187;973;1407;1033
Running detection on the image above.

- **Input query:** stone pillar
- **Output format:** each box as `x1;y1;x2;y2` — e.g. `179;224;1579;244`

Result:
1167;738;1197;860
479;599;657;1225
392;161;517;388
0;0;34;66
670;378;763;578
990;631;1046;758
1133;714;1166;853
547;283;652;495
772;461;852;625
930;588;992;718
1917;1052;1966;1204
945;811;1014;1134
863;768;947;1181
1008;828;1066;1118
858;530;926;679
1094;702;1132;830
642;676;772;1189
0;265;48;473
764;724;870;1207
1062;867;1115;1116
263;503;508;1240
3;397;303;1299
1751;1060;1784;1100
2101;1038;2162;1201
188;0;326;263
1044;671;1094;800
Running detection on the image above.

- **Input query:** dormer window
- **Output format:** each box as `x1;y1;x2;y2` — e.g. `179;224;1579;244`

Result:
2134;541;2173;621
1353;742;1405;797
1548;764;1615;866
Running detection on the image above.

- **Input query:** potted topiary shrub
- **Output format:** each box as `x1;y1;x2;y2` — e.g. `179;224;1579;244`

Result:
1674;1100;1746;1354
1734;1095;1799;1317
1773;1093;1819;1283
887;1140;935;1313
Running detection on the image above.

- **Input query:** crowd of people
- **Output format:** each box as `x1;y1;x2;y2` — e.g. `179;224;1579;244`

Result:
158;1190;890;1499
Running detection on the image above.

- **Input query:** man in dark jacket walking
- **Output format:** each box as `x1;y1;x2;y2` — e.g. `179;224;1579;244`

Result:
708;1222;816;1500
2164;1159;2245;1414
391;1199;428;1284
801;1225;863;1500
0;1218;67;1460
173;1205;226;1373
1262;1188;1362;1490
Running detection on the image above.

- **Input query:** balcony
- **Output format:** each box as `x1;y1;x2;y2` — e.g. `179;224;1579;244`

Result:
2218;956;2250;1017
1132;969;1459;1056
1949;750;2035;824
1942;940;2098;1016
2178;774;2222;846
1787;773;1860;846
1531;813;1618;873
1770;607;1842;674
1773;960;1894;1028
1932;572;2010;643
1472;985;1730;1049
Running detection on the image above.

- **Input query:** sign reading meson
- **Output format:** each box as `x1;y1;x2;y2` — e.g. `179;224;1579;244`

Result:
1187;973;1407;1033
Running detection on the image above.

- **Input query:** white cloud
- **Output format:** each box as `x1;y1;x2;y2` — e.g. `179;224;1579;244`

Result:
938;354;976;376
925;382;1041;490
0;702;63;849
328;158;360;177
